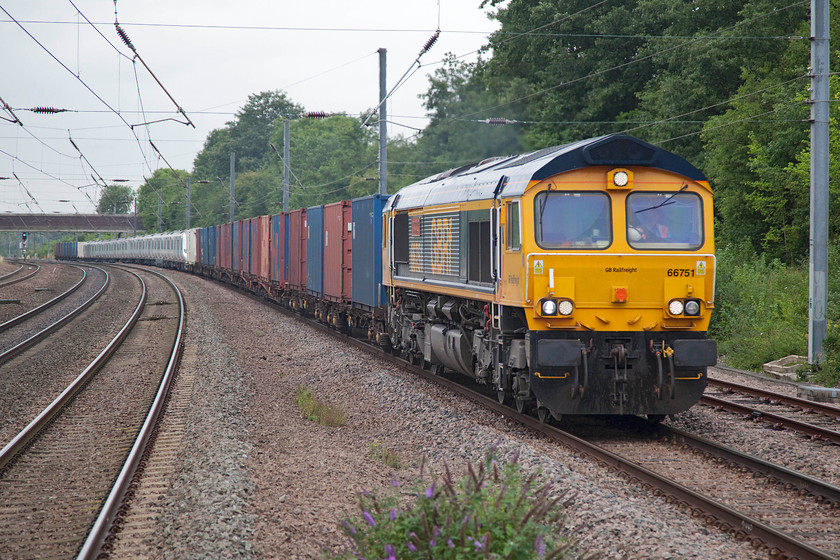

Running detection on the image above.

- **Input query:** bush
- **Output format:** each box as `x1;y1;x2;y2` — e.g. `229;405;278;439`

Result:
329;448;570;560
710;242;808;370
710;239;840;386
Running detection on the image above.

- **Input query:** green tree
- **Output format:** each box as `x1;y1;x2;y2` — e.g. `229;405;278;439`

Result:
701;4;839;260
624;0;808;164
96;183;134;214
416;54;527;165
269;114;377;208
136;169;190;232
483;0;657;148
235;169;282;219
192;91;303;181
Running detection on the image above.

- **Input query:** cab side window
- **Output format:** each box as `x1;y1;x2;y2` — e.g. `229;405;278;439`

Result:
507;201;521;251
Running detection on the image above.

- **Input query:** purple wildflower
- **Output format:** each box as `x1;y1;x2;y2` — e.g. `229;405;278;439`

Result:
535;534;546;558
407;542;418;552
425;483;435;498
474;540;483;550
429;539;437;547
385;544;396;560
389;509;397;521
448;539;455;549
363;511;376;527
342;521;357;535
391;477;400;487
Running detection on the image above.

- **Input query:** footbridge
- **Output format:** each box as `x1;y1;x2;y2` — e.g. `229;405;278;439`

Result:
0;214;136;233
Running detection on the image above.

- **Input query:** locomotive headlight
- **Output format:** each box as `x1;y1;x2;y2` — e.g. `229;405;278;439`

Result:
684;299;701;316
557;299;574;316
613;171;629;187
668;299;685;316
541;299;558;316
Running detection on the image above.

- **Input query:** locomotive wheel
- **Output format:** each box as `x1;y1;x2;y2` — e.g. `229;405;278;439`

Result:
496;388;507;405
514;396;526;414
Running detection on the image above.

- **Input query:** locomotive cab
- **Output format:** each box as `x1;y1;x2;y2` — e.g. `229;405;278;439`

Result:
512;164;716;418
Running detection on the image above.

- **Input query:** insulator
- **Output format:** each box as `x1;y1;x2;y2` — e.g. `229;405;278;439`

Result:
486;118;514;125
305;111;327;119
420;30;440;54
32;106;66;114
115;23;136;52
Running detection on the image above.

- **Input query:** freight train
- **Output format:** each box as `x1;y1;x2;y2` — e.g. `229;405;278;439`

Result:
56;133;717;422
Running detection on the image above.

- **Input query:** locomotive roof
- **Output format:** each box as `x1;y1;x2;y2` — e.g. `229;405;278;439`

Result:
386;133;707;211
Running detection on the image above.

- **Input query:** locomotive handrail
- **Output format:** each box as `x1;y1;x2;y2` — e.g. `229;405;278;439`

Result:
524;252;716;304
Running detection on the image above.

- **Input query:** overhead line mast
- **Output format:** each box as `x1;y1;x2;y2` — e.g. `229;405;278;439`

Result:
808;0;829;364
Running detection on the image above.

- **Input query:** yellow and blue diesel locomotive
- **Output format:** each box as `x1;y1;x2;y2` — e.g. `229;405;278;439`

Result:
382;133;716;421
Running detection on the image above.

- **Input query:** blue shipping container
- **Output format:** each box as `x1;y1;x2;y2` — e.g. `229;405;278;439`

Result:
351;194;388;309
205;225;217;266
306;205;324;296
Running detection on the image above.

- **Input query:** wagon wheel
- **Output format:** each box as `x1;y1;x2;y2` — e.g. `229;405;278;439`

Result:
514;395;526;414
536;406;552;425
496;388;507;405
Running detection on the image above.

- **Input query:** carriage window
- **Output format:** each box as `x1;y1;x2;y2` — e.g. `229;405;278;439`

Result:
507;201;520;251
535;192;611;249
627;191;703;250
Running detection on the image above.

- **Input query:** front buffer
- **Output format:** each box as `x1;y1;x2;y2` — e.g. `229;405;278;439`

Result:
528;331;717;417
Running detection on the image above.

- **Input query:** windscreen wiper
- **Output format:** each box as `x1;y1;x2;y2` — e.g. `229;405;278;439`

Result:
634;184;687;214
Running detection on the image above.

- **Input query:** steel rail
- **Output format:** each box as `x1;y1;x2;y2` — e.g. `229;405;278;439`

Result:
77;267;185;560
0;267;146;472
653;423;840;505
0;264;88;333
0;266;109;365
0;263;39;287
0;263;23;281
708;377;840;419
700;394;840;445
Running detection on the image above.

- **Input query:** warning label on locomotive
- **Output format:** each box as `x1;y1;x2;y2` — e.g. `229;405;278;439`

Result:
695;260;707;276
534;260;544;275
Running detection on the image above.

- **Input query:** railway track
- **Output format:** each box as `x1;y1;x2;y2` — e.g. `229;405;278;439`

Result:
0;261;24;281
0;266;185;559
0;261;39;287
0;263;88;334
703;377;840;445
0;265;108;363
250;299;840;560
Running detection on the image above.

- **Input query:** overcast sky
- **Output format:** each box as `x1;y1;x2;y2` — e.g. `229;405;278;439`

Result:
0;1;500;214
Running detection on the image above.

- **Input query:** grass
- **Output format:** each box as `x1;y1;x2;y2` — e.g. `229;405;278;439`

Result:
296;385;346;427
369;441;403;469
